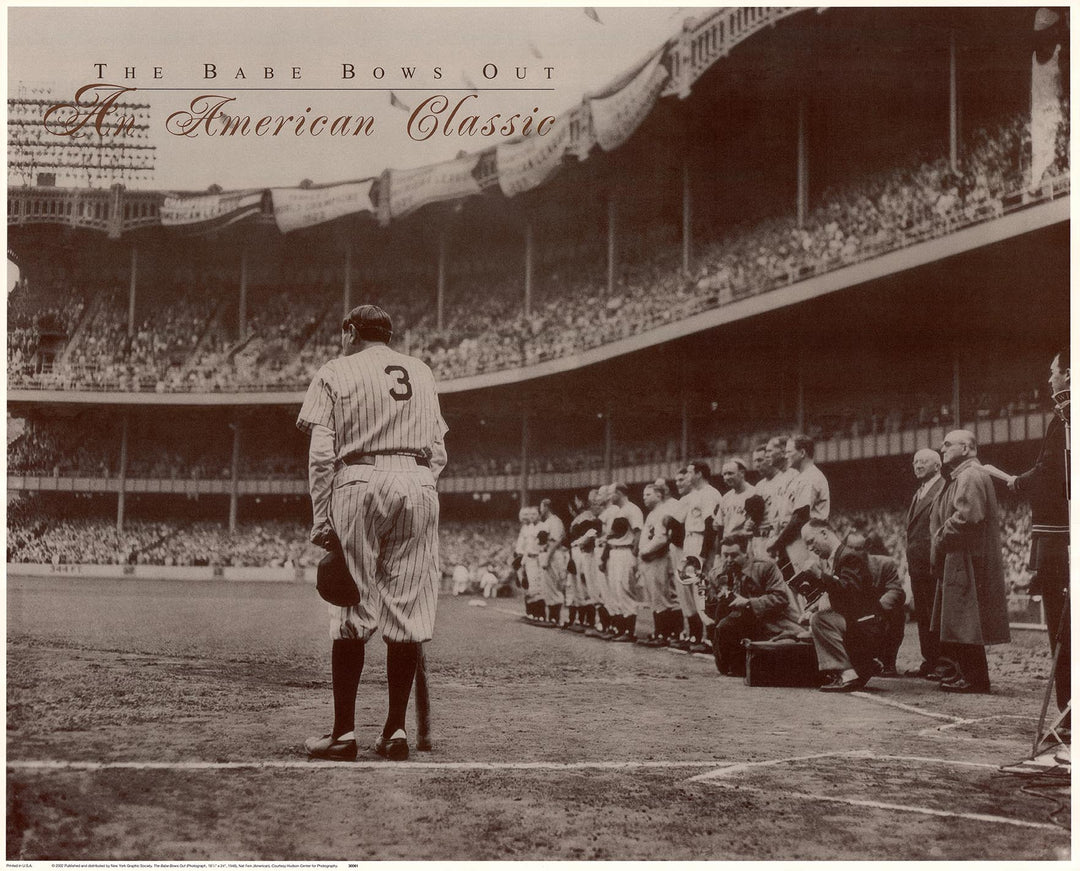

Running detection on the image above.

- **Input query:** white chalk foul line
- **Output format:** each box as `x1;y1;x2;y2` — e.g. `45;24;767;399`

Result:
7;759;724;773
717;786;1064;832
690;752;1062;832
850;691;969;723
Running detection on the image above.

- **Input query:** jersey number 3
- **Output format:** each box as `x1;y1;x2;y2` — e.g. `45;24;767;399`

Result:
384;365;413;401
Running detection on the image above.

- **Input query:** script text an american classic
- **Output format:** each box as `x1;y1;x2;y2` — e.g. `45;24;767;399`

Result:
42;67;559;142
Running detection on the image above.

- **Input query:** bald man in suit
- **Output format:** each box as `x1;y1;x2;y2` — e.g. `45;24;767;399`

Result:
904;449;946;678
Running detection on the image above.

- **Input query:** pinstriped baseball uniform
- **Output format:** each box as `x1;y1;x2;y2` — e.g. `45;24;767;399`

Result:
298;343;448;643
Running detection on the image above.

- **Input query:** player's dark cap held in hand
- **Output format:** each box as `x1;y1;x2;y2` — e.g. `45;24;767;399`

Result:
343;304;393;342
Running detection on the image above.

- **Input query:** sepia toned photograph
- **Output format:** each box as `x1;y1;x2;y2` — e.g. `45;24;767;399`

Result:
6;4;1071;861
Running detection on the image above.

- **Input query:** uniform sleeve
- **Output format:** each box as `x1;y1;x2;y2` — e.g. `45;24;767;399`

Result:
296;365;337;434
788;473;811;512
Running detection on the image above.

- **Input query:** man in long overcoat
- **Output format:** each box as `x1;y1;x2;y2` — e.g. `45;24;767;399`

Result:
929;430;1010;693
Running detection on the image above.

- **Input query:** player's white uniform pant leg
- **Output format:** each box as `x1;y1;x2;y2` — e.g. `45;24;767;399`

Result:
592;551;610;611
541;548;568;606
329;457;440;643
605;547;636;617
639;555;677;613
570;546;592;606
680;532;712;622
523;556;541;601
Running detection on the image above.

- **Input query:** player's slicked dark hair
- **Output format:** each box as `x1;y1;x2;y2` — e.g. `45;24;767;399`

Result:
687;459;711;478
720;532;751;552
1054;346;1069;371
791;434;815;457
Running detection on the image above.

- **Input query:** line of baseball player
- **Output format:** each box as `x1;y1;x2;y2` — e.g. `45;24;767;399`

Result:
511;434;906;690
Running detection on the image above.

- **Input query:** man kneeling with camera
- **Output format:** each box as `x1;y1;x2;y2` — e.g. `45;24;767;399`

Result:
799;520;888;692
710;533;803;676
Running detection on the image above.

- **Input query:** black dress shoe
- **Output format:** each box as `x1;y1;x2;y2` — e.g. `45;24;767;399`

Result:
904;663;933;678
375;732;410;760
304;734;358;761
940;678;990;694
821;674;867;693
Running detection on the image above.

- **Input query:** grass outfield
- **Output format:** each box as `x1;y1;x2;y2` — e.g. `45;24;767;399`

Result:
6;574;1070;860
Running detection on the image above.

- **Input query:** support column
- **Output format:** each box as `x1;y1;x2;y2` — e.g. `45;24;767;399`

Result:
948;30;959;174
795;347;805;433
238;247;249;340
229;415;241;533
116;412;129;533
796;96;808;229
680;391;690;464
127;246;138;337
437;228;447;331
519;407;530;510
952;346;961;429
681;157;692;274
603;405;614;479
523;221;533;317
343;245;352;319
606;194;617;296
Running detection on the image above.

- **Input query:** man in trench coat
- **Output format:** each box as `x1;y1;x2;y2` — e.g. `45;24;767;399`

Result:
929;430;1010;693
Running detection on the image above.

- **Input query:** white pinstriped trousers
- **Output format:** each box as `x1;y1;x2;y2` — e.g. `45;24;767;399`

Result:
328;456;440;643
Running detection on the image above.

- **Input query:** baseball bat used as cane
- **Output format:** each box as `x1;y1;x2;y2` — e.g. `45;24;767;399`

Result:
414;642;432;751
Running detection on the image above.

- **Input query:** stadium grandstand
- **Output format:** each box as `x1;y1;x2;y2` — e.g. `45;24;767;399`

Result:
7;6;1069;617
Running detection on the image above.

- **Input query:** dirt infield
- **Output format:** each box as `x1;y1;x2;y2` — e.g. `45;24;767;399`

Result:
6;575;1070;860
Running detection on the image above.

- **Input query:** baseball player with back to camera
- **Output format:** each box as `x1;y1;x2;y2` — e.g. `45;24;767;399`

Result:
298;304;448;762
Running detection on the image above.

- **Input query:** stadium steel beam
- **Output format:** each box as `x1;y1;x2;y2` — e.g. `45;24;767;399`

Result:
796;96;808;230
603;404;613;479
953;346;961;430
343;245;352;319
682;157;692;275
795;344;805;434
127;247;137;338
519;407;530;510
116;411;129;532
437;228;446;331
523;220;533;317
606;194;617;297
229;415;241;532
949;30;959;175
238;248;249;340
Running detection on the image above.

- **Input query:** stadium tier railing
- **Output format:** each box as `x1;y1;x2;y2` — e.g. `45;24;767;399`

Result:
7;409;1053;496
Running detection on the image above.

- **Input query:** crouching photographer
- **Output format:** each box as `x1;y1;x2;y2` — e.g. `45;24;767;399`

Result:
710;533;803;676
799;520;887;692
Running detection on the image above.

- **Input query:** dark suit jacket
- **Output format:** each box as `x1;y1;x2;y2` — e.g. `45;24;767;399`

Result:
826;543;882;621
905;476;945;586
868;554;905;612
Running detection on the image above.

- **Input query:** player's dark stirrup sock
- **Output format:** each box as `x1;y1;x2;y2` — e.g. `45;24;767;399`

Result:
625;615;636;638
331;639;365;739
598;606;610;631
688;614;704;643
550;604;561;624
383;640;419;739
568;606;578;625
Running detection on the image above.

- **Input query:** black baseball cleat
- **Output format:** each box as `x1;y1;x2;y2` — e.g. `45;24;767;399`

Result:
375;730;410;760
304;733;358;761
416;735;433;752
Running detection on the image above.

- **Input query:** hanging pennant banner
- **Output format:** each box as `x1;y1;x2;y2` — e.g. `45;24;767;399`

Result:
495;115;571;198
388;153;484;219
588;48;669;152
160;190;264;229
271;180;376;233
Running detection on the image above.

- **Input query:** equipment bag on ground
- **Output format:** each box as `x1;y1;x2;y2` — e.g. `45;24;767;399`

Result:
743;638;821;688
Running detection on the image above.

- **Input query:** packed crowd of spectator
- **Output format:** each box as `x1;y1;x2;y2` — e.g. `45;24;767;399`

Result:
6;493;1032;598
8;107;1067;394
